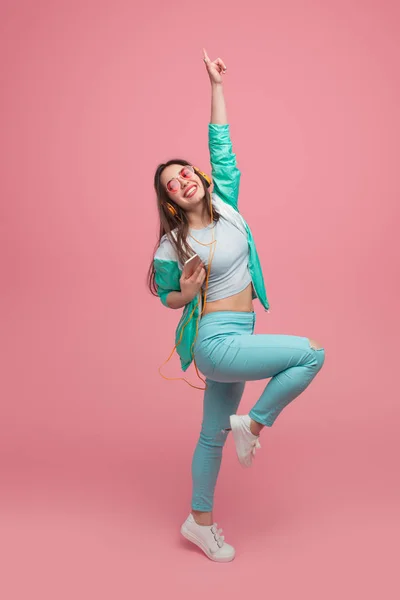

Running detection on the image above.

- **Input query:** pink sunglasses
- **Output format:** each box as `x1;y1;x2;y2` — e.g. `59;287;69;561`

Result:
166;166;196;193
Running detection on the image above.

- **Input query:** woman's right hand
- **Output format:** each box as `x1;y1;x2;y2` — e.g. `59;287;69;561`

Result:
202;48;227;85
180;263;206;304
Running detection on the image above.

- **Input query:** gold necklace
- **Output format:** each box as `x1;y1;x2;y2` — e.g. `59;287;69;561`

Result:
189;220;216;245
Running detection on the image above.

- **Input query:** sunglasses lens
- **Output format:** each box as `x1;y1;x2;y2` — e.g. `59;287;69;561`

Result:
167;179;180;193
181;167;194;179
166;166;194;193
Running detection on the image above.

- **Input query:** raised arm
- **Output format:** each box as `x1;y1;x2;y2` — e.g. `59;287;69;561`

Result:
203;49;241;211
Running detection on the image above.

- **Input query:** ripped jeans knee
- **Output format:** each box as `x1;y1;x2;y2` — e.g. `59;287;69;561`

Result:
307;338;325;372
199;427;230;449
308;338;324;351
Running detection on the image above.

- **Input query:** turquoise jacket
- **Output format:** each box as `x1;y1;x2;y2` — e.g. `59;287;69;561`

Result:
154;123;270;371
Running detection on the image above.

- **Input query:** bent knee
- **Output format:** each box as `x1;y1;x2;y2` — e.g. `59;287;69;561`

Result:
307;338;325;371
308;338;324;350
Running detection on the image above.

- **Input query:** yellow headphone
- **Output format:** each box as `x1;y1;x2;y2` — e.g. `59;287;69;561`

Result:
165;203;179;217
159;166;216;390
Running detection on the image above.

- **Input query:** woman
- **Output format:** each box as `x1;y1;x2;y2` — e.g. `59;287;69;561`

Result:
147;49;325;562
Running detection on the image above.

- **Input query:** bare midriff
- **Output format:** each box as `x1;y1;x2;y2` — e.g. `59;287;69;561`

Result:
201;282;254;316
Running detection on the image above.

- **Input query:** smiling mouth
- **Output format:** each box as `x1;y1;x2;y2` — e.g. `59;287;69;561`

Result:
184;185;197;198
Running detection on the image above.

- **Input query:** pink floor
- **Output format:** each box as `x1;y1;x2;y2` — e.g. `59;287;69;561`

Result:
1;354;398;598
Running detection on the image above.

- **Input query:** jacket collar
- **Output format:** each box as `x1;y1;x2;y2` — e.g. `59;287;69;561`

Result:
170;193;246;244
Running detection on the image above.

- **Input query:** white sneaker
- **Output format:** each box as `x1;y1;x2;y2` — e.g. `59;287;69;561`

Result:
180;513;235;562
229;414;261;468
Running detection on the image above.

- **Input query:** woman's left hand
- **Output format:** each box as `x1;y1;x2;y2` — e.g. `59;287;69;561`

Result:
202;48;227;84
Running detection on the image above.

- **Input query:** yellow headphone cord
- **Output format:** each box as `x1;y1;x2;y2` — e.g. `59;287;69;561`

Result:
158;188;216;391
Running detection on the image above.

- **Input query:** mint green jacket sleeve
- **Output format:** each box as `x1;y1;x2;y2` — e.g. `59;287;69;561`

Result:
154;234;181;307
208;123;241;211
154;258;181;307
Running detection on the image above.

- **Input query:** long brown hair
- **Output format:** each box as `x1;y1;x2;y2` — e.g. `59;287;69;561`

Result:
147;158;221;296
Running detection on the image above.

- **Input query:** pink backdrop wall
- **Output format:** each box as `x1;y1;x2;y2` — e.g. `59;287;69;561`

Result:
1;0;399;598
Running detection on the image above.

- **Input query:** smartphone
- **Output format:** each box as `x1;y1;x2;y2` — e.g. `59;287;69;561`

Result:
183;254;203;278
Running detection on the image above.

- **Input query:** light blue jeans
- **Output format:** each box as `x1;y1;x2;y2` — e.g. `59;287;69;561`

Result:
191;311;325;512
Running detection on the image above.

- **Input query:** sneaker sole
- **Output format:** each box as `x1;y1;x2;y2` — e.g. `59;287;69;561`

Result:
229;415;253;468
180;525;235;562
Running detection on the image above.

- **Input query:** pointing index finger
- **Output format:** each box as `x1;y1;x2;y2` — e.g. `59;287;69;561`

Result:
202;48;210;63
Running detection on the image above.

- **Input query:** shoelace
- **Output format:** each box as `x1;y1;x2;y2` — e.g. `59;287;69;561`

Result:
250;438;261;457
210;524;225;548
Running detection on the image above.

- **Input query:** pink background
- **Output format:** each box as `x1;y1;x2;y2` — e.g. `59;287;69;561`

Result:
1;0;399;597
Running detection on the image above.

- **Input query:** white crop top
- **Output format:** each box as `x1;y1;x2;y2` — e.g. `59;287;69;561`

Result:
187;216;252;302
